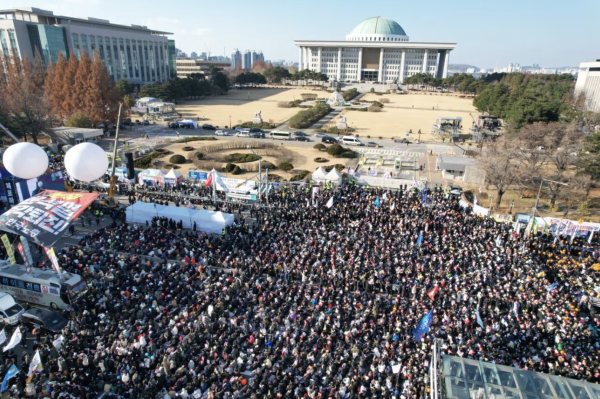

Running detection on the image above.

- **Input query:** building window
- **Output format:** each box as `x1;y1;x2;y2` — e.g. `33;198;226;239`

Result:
0;30;9;56
119;38;127;78
125;39;133;78
72;33;80;60
81;34;88;56
97;36;104;61
143;41;150;81
104;37;113;77
112;38;120;79
131;41;139;79
89;36;96;58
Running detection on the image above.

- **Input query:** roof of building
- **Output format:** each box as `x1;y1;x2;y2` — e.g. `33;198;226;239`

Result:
437;156;478;172
50;127;103;136
349;17;406;37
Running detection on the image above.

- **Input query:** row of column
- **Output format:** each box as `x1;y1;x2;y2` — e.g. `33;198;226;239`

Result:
297;46;450;83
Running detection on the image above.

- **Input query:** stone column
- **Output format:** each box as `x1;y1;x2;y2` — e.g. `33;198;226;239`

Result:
443;50;450;78
422;49;429;74
436;50;447;79
357;48;363;81
317;47;322;73
298;47;303;70
337;47;342;81
399;49;406;83
378;48;384;82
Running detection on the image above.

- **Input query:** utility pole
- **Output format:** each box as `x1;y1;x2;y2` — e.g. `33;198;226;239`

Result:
266;168;269;205
108;102;123;205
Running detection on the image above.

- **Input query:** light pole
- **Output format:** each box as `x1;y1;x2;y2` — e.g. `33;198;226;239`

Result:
247;145;262;204
534;177;568;215
229;115;231;130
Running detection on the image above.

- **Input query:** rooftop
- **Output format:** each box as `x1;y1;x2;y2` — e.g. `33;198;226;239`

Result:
349;16;406;37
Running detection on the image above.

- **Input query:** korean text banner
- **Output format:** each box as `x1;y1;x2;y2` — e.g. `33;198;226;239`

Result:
0;190;98;247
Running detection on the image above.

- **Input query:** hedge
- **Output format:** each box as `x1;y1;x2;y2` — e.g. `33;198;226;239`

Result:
342;88;358;101
134;151;163;168
169;154;186;164
290;170;310;181
326;144;344;157
239;121;276;129
313;143;326;151
223;153;260;163
173;136;217;143
278;162;294;172
288;103;331;129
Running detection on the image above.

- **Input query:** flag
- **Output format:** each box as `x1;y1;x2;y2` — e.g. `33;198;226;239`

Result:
19;237;33;266
546;282;557;292
204;172;213;188
390;202;395;211
413;310;433;342
0;330;6;346
416;231;423;247
1;364;18;392
44;247;63;280
422;193;427;205
589;230;595;244
326;196;334;209
0;235;15;265
392;364;401;374
476;309;484;328
26;351;43;381
427;286;439;301
52;335;64;352
3;328;21;352
375;196;380;208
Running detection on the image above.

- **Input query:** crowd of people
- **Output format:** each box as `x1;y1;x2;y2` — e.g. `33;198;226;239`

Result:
1;183;599;398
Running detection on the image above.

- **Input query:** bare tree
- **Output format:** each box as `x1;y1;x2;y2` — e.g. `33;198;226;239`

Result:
478;137;521;207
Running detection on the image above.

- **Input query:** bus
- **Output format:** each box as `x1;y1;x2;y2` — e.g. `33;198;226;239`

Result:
0;262;86;310
269;131;291;140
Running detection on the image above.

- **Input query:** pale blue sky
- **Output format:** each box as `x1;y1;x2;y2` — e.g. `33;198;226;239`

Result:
22;0;600;68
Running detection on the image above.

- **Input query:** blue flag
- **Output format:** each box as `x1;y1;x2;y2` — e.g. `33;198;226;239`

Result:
546;282;557;292
375;196;380;208
413;310;433;342
1;364;18;392
422;193;427;204
416;231;423;247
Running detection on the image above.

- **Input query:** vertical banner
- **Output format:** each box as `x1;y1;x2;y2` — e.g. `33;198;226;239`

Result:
0;235;15;265
43;247;62;280
19;237;33;267
16;243;28;267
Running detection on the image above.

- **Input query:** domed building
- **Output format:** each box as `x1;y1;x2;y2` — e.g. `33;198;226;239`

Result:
295;16;456;83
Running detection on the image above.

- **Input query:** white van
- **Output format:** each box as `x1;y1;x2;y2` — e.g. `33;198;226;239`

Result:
270;131;291;140
0;293;24;325
339;136;363;146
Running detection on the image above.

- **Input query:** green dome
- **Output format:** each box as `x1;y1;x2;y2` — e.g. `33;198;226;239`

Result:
349;17;406;36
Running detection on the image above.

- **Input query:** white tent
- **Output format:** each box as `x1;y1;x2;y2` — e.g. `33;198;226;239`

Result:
312;167;329;183
126;202;234;234
178;119;198;128
325;168;343;185
138;169;165;185
164;168;184;185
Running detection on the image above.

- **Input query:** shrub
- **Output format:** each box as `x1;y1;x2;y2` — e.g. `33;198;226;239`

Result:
169;154;186;164
239;121;276;129
261;161;276;169
342;88;358;101
134;151;163;168
196;152;205;160
316;126;356;134
300;93;318;101
313;143;326;151
368;105;382;112
223;153;260;163
231;165;243;175
325;164;346;172
279;162;294;172
290;170;310;181
267;174;284;182
380;98;390;103
173;136;217;143
288;103;331;129
370;88;375;93
326;144;344;157
341;150;357;159
182;146;194;151
314;157;329;163
225;163;236;172
290;99;302;107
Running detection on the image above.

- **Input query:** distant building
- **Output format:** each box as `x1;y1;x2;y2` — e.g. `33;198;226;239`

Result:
231;48;241;70
436;155;484;184
0;7;174;85
230;49;264;71
200;52;207;59
175;58;231;78
295;16;456;83
190;51;198;58
575;60;600;113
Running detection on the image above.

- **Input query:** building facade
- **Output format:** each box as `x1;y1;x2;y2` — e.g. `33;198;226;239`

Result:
575;60;600;113
175;58;231;78
231;48;264;71
295;16;456;83
0;7;174;85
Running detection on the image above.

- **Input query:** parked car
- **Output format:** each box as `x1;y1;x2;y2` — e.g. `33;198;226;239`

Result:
394;138;411;144
314;133;327;138
201;124;216;130
293;131;309;137
234;126;245;132
236;131;250;137
321;136;338;144
21;307;68;333
215;130;230;136
366;141;380;147
249;132;265;138
248;128;265;134
339;136;363;146
142;120;150;126
296;136;310;142
0;293;24;325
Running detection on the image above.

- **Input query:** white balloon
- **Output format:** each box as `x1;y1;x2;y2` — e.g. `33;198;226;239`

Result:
2;143;49;179
64;143;108;182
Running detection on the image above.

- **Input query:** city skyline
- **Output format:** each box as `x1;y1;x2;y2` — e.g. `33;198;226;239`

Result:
19;0;600;69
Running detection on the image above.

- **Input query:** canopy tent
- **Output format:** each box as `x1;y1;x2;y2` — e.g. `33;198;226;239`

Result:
138;169;165;185
164;168;184;185
178;119;198;129
312;167;329;184
325;168;343;186
126;202;234;233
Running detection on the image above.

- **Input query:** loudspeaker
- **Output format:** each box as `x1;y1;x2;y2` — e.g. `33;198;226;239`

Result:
125;152;134;179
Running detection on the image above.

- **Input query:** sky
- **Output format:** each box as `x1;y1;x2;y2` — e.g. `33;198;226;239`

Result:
21;0;600;68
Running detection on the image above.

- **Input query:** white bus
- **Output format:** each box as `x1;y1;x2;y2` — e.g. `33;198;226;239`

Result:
269;131;291;140
0;262;86;310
